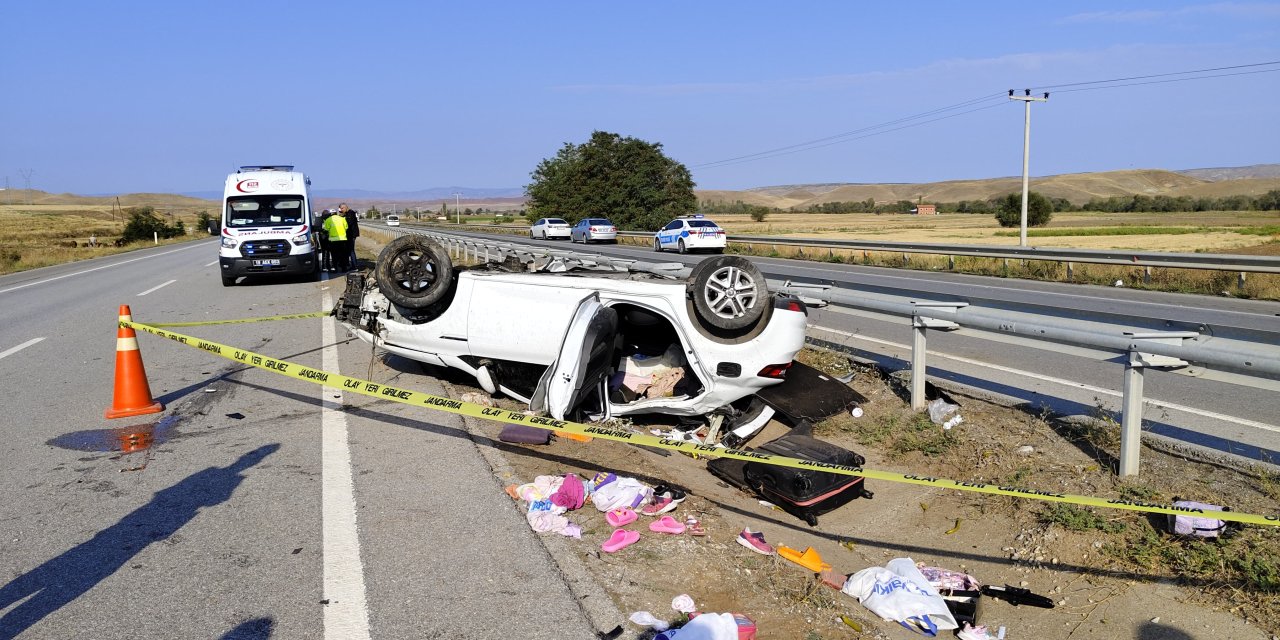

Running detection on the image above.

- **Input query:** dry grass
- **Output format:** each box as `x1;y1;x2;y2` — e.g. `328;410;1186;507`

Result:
0;204;214;275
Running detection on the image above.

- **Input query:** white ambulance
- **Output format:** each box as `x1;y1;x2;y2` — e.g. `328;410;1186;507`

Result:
218;165;319;286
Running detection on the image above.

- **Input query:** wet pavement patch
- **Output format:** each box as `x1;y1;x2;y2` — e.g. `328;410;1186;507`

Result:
48;416;180;453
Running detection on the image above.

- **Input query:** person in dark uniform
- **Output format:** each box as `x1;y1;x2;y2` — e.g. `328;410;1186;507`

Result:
340;203;360;270
315;210;332;271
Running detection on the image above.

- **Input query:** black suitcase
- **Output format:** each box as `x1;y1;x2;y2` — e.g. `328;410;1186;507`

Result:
742;434;872;526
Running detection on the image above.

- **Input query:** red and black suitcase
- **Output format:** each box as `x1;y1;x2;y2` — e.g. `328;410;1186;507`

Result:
742;433;872;526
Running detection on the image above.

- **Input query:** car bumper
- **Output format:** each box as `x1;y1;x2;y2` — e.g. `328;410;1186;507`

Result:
587;231;618;242
545;229;571;238
220;253;315;277
681;234;727;250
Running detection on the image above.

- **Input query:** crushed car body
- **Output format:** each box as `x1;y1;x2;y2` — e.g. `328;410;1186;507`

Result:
334;235;807;421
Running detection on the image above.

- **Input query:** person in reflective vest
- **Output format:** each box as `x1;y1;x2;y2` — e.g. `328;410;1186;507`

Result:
323;211;350;271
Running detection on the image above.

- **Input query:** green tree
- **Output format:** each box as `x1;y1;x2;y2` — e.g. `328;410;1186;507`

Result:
748;205;769;223
525;130;695;231
121;206;185;243
995;191;1054;228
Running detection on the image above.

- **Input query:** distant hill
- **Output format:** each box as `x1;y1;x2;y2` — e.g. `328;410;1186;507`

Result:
1176;163;1280;181
697;166;1280;209
6;190;216;208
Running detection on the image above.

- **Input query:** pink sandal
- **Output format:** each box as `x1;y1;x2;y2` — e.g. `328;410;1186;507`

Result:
685;517;706;536
606;507;637;527
649;515;686;535
602;529;640;553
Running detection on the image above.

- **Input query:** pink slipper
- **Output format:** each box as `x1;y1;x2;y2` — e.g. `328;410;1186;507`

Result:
602;529;640;553
649;515;686;535
606;507;637;527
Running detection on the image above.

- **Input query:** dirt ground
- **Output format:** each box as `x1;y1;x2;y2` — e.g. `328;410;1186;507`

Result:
431;346;1280;640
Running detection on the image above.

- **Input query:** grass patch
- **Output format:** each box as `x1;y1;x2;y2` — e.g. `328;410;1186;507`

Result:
1234;225;1280;236
1039;503;1127;533
838;413;957;457
1106;522;1280;593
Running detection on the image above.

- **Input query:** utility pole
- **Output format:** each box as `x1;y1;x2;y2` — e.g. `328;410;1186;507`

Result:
18;168;34;206
1009;89;1048;247
452;192;462;224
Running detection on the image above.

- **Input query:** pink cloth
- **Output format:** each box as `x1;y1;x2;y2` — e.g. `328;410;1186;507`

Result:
551;473;585;510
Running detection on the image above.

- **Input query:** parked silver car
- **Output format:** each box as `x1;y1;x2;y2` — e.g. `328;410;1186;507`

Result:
570;218;618;244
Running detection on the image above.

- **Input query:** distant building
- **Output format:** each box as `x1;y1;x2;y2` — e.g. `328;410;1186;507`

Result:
912;204;937;215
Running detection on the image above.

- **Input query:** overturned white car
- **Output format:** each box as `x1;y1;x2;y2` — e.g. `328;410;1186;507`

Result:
334;235;808;421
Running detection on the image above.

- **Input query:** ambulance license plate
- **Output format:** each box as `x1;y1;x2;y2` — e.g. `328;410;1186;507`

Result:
253;259;281;266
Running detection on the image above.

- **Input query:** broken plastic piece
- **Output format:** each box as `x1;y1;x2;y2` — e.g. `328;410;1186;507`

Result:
776;545;831;573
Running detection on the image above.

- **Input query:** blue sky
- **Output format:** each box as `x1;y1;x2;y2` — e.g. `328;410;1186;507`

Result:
2;1;1278;195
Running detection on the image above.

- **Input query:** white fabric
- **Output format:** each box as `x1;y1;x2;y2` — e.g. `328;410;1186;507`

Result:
842;557;958;635
589;476;651;512
656;613;738;640
671;594;697;613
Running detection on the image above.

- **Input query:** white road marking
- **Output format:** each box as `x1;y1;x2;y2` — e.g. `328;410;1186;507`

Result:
204;260;219;267
136;279;177;296
320;293;371;639
0;242;210;295
811;324;1280;433
0;337;45;361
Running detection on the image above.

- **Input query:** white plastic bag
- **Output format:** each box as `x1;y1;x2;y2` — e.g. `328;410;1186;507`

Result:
842;557;958;636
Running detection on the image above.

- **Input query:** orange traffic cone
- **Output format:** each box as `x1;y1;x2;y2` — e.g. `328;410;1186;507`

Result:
105;304;164;419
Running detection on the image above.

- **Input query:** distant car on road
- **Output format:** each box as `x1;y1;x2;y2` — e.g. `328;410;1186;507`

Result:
385;215;400;227
530;218;571;240
571;218;618;244
654;215;726;254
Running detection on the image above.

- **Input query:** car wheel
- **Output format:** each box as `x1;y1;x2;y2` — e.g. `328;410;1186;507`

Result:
375;235;453;309
653;238;662;252
529;231;535;239
678;239;688;255
688;255;766;331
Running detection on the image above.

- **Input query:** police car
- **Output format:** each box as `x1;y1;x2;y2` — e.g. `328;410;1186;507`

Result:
653;215;727;254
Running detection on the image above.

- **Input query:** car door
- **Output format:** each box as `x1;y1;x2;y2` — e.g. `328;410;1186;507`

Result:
658;220;681;248
529;295;618;420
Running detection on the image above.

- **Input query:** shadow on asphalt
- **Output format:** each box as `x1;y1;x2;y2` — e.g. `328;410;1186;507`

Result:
218;616;276;639
0;445;279;639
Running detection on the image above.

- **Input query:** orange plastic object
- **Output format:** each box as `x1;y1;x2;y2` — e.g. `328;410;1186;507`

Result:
777;545;832;573
554;430;592;442
105;305;164;419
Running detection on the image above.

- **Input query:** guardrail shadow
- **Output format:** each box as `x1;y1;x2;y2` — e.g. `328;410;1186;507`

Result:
0;445;279;639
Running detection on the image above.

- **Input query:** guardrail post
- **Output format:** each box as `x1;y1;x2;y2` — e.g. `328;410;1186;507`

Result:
948;255;955;270
909;303;965;411
1066;261;1073;281
1239;271;1247;290
1118;332;1195;477
1143;266;1151;285
1120;354;1145;477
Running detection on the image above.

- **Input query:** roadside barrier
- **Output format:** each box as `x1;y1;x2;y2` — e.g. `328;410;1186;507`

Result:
117;312;1280;528
104;305;164;419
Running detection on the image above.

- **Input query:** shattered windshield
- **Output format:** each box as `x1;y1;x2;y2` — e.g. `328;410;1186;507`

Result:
226;196;306;228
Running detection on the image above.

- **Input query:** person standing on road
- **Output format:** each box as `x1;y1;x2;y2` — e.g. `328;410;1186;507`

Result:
315;210;333;271
323;209;350;272
340;203;360;270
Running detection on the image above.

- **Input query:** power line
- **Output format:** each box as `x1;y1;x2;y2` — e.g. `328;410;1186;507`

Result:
1029;59;1280;91
1045;67;1280;94
693;59;1280;171
693;93;1006;169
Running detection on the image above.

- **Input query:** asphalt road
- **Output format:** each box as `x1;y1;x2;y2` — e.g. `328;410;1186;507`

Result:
0;240;611;639
404;224;1280;465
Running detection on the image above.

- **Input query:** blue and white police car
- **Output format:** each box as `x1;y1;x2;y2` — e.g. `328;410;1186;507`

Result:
653;215;727;254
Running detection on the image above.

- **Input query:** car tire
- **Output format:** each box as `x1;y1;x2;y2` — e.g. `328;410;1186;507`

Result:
678;239;688;255
653;238;662;252
688;255;766;331
529;231;535;239
375;235;453;310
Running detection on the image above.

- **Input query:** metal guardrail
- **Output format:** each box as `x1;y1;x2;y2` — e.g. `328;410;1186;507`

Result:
410;221;1280;275
369;224;1280;476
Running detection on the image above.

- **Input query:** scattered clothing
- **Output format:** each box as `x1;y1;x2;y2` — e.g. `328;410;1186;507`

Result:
655;612;739;640
629;611;670;632
550;473;585;510
590;476;651;512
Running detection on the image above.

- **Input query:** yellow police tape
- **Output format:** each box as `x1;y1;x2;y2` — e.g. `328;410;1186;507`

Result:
147;311;329;328
121;317;1279;528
